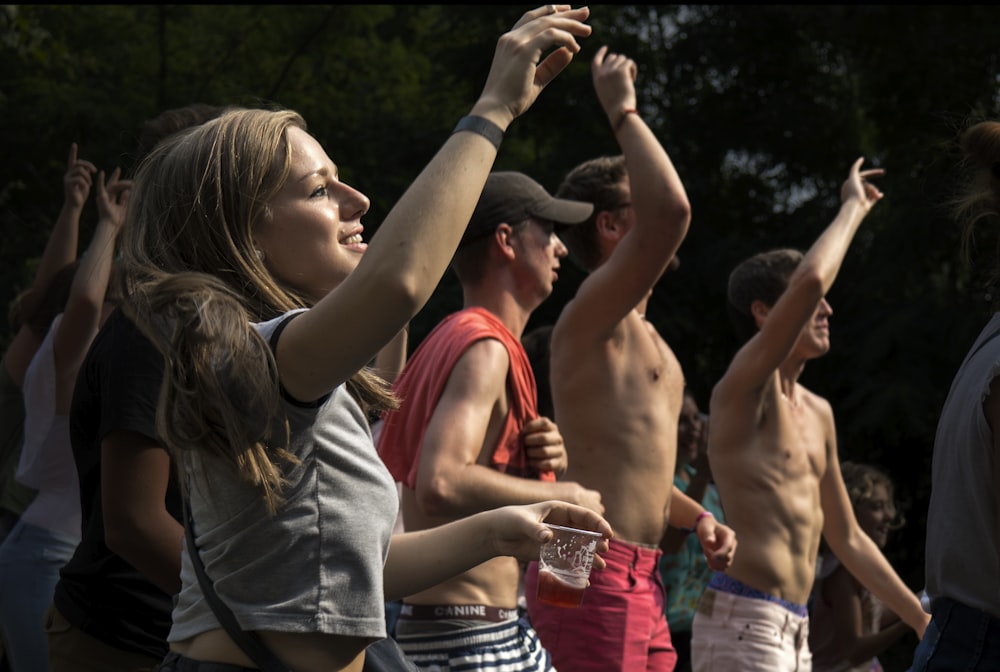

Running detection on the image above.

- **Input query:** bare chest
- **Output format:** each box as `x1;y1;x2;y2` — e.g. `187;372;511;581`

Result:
755;397;828;482
614;318;683;394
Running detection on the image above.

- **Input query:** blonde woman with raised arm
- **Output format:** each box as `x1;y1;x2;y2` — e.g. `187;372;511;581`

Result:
120;7;611;672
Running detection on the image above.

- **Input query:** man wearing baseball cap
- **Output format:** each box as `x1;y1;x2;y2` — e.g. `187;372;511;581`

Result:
377;171;604;671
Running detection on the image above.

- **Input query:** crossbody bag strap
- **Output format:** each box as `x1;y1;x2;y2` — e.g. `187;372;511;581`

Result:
181;495;293;672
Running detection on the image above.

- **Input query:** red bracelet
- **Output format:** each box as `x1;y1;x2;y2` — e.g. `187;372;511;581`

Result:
614;107;639;133
683;510;714;534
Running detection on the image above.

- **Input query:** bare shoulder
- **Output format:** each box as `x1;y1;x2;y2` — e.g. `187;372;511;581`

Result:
439;337;511;402
800;385;830;410
551;256;644;346
551;298;602;359
707;381;762;457
800;386;835;428
454;337;510;375
710;367;771;426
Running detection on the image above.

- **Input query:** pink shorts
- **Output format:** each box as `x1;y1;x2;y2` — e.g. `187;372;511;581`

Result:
525;538;677;671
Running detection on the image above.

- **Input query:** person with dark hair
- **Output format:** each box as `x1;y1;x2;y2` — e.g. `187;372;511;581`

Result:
131;103;231;173
692;159;928;671
810;461;910;672
907;120;1000;671
0;152;130;672
524;46;735;672
45;105;229;672
104;8;611;672
376;168;602;670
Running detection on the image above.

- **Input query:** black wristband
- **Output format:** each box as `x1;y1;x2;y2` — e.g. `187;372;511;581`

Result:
452;115;503;150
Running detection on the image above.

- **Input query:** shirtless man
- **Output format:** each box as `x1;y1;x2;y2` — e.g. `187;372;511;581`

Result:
376;170;604;671
692;159;929;671
523;46;737;672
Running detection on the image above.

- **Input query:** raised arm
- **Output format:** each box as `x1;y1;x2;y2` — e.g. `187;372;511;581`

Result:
27;143;95;313
413;340;602;517
557;46;691;341
279;6;592;400
717;159;883;399
3;143;96;386
52;168;131;402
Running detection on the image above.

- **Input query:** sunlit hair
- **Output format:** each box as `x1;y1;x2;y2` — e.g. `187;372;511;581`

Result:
953;120;1000;304
121;107;395;512
840;461;904;531
555;155;629;271
130;274;293;514
726;248;804;345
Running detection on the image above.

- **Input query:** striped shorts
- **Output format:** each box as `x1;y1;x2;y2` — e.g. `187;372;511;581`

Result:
395;616;555;671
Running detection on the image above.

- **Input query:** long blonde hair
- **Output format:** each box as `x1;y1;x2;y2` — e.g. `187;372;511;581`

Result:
122;108;395;513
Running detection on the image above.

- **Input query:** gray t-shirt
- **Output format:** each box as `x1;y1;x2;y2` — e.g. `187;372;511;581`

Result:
925;312;1000;618
169;310;399;641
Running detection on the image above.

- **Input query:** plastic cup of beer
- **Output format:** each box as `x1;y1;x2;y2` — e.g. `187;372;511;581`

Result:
536;523;602;608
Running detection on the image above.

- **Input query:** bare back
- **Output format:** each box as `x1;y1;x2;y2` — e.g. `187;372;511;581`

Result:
709;374;833;605
552;309;683;545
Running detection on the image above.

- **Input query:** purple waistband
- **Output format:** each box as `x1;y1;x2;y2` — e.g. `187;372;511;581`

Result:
708;572;808;618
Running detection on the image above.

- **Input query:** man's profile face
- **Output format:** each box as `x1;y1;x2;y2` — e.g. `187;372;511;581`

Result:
510;217;569;301
793;297;833;359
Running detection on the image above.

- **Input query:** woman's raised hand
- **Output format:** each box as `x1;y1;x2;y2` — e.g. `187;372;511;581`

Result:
472;5;592;128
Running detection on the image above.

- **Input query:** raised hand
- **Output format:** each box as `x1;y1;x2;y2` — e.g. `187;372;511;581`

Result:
592;45;638;125
476;5;592;126
63;143;97;211
94;167;133;230
840;157;885;213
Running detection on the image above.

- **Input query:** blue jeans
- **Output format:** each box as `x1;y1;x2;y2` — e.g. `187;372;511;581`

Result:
907;597;1000;671
0;520;78;672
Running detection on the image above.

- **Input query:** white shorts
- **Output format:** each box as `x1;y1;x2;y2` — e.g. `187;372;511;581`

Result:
691;586;811;672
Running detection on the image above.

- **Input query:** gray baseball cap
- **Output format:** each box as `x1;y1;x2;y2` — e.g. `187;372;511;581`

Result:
459;171;594;248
